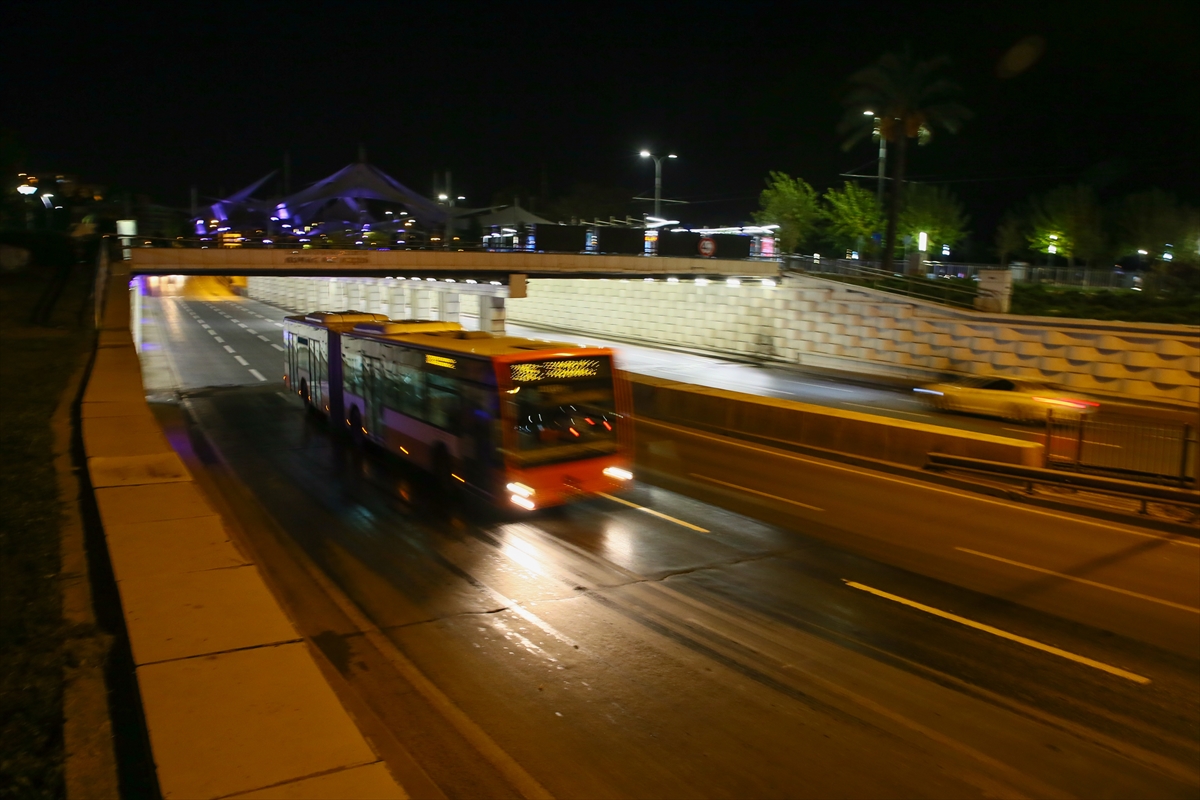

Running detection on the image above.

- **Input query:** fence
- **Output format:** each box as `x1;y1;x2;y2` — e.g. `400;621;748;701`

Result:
782;256;980;309
1045;412;1196;485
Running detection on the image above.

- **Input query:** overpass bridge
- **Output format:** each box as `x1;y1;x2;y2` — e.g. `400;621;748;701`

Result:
127;247;779;280
126;246;781;334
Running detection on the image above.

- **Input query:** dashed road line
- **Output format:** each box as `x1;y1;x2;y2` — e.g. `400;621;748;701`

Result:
207;330;217;336
597;492;710;532
258;335;271;342
843;580;1151;684
214;336;225;343
271;344;285;351
223;345;235;353
245;328;257;335
249;369;266;381
234;355;249;366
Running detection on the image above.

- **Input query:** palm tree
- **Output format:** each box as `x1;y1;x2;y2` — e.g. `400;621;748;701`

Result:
839;48;970;273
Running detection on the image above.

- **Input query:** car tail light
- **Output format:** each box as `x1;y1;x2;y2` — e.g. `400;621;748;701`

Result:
1033;396;1099;410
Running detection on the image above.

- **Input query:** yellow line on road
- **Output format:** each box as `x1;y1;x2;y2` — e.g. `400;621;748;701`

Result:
688;473;823;512
955;547;1200;614
844;580;1151;684
597;492;710;532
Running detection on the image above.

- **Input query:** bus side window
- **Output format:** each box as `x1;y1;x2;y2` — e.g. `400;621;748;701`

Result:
344;351;363;396
396;363;426;420
427;373;460;433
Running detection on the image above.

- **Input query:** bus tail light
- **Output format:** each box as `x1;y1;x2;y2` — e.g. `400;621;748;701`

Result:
510;494;536;510
603;467;633;481
506;482;534;498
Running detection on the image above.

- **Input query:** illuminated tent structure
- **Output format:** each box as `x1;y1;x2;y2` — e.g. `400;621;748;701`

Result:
275;162;447;229
194;161;447;238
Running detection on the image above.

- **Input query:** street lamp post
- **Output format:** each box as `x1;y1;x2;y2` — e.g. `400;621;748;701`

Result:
863;110;887;208
639;150;677;219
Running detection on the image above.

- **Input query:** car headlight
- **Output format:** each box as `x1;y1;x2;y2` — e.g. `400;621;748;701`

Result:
506;482;534;498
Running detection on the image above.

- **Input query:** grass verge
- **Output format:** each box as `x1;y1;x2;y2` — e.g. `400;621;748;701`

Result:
0;263;94;799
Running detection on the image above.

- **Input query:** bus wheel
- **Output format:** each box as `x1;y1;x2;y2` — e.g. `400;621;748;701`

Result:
347;406;365;447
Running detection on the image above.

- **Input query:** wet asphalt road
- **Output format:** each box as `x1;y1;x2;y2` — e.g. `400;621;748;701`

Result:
137;293;1200;798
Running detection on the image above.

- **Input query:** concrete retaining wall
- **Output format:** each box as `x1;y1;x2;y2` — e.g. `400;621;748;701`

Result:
86;259;404;799
244;274;1200;406
629;374;1043;468
508;276;1200;406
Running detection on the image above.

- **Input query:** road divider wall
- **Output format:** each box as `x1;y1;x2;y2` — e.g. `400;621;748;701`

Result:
627;373;1043;468
84;256;404;799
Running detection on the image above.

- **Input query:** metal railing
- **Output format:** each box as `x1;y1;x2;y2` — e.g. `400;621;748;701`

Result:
783;256;980;309
1045;412;1196;486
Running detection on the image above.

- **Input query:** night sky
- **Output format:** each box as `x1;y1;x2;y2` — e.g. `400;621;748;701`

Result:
5;1;1196;247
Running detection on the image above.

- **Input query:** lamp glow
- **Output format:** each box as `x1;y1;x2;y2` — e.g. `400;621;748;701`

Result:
918;231;928;252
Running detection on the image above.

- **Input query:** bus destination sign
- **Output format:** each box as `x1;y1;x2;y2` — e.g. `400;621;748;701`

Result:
510;358;603;383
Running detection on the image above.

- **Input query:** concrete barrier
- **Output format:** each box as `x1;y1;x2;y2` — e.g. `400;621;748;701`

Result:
84;255;405;799
628;373;1043;468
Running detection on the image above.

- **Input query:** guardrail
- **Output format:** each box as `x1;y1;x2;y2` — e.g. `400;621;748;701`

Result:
926;453;1200;514
782;256;980;309
1045;411;1196;486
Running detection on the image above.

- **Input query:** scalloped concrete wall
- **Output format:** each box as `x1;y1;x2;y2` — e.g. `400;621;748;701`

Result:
504;276;1199;406
245;274;1199;406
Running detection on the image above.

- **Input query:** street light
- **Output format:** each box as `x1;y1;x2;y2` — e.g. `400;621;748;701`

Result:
864;110;887;207
639;150;677;219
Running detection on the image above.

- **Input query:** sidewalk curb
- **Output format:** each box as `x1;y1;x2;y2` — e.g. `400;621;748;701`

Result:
53;344;122;800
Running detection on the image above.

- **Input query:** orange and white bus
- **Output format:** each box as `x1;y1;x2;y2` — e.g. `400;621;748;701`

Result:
283;313;633;509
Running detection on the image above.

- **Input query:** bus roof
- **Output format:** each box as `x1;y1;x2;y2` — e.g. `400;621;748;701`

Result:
290;312;603;359
289;310;389;327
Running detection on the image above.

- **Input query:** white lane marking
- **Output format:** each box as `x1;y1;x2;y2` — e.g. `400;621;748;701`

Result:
234;355;249;366
843;402;932;419
689;473;823;511
223;345;235;353
844;580;1151;684
646;420;1200;549
597;492;709;532
273;322;284;327
214;336;225;343
207;329;217;336
200;323;210;329
271;343;285;351
237;323;248;328
955;547;1200;614
249;368;266;381
245;328;257;335
257;335;270;342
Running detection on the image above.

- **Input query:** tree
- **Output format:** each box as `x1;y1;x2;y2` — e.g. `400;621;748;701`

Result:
897;184;969;256
995;210;1027;267
1026;184;1105;267
753;171;820;253
820;181;882;256
839;47;971;273
1113;189;1190;263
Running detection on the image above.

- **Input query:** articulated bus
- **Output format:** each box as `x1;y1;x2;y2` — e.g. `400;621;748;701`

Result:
283;311;633;509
